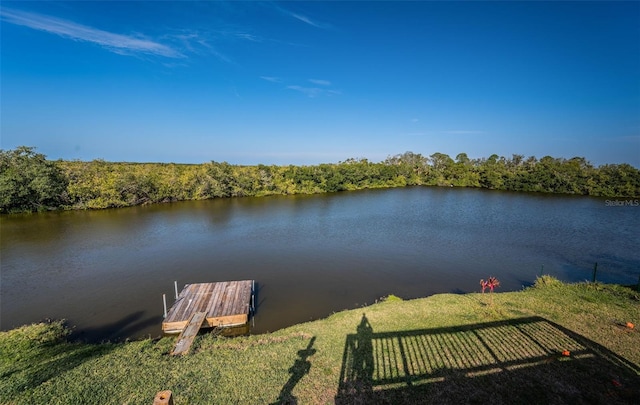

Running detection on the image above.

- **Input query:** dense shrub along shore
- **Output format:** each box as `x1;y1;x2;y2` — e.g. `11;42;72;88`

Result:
1;146;639;213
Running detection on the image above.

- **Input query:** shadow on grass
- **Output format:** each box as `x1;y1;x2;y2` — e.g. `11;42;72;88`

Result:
336;315;640;404
272;336;317;405
69;311;159;343
1;329;114;399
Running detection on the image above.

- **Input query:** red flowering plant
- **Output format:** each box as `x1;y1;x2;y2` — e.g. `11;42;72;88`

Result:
480;276;500;304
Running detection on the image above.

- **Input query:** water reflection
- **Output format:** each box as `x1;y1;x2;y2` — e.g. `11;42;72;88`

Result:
1;187;638;341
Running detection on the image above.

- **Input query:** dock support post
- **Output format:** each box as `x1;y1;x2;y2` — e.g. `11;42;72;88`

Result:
251;280;256;327
592;262;598;283
153;390;174;405
163;294;167;318
174;281;179;300
251;280;255;314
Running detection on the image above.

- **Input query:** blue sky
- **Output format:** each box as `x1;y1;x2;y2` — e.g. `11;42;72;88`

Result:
1;1;639;166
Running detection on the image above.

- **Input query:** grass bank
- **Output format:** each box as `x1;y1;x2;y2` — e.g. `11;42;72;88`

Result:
1;277;639;404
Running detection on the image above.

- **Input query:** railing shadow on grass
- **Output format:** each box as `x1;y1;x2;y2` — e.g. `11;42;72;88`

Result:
336;314;640;404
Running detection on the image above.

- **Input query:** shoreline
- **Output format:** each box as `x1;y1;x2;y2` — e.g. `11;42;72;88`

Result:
2;278;639;404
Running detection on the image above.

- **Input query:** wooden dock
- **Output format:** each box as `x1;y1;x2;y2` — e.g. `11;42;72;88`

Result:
162;280;254;335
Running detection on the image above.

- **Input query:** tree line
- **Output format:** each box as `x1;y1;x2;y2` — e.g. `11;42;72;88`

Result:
1;146;639;213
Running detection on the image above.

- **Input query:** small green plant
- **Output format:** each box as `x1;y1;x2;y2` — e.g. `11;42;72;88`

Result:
380;294;403;303
533;275;563;288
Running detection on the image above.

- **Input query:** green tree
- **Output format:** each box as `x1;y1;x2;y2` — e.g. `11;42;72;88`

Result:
478;154;506;189
319;164;345;192
451;153;480;187
595;163;640;197
0;146;68;212
428;152;454;186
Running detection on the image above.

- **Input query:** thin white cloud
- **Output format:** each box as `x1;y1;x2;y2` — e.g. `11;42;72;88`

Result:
262;74;339;98
287;85;341;98
1;8;182;58
260;76;283;83
168;28;266;64
267;3;333;30
308;79;331;86
233;32;261;42
287;85;324;98
187;36;233;63
290;13;324;28
166;30;234;64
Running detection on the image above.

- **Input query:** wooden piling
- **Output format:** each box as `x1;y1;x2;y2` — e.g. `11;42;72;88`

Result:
153;390;174;405
163;294;167;318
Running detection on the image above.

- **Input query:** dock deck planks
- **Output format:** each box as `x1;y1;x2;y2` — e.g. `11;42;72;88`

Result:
162;280;254;335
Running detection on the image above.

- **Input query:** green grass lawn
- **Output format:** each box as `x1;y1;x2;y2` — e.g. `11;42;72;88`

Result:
1;277;639;404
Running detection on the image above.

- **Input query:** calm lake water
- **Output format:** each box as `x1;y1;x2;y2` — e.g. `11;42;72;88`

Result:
1;187;638;342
